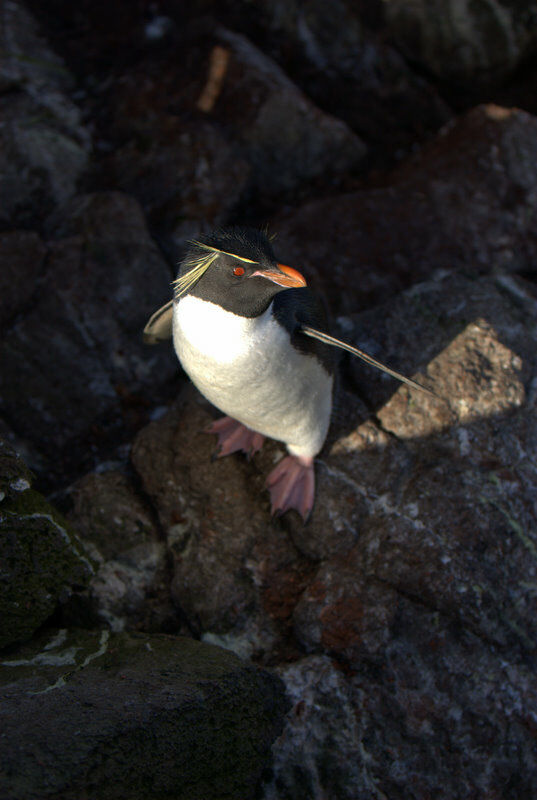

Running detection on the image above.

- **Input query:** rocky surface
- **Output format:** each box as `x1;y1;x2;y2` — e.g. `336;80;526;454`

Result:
0;440;93;650
3;2;537;798
65;469;176;633
384;0;537;87
273;104;537;315
0;0;90;228
0;191;179;484
0;628;288;800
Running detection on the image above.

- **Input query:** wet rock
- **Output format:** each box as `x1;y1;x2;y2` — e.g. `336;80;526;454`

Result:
0;1;90;228
66;469;175;632
0;627;289;800
274;104;537;316
0;231;46;331
0;446;93;650
0;192;179;484
384;0;537;87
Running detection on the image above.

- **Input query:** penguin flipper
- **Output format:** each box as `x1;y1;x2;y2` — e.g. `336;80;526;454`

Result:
143;300;173;344
301;326;438;398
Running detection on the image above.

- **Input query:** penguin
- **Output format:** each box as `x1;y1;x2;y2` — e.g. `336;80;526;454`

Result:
144;227;434;522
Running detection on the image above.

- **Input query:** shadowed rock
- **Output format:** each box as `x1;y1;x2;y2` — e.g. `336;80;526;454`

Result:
0;628;289;800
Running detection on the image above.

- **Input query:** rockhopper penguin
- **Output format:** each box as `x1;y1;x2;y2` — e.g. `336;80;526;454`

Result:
144;228;434;522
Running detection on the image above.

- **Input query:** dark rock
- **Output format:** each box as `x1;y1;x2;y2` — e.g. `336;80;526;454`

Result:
384;0;537;87
214;0;451;159
267;607;537;799
292;273;537;656
109;116;251;252
102;19;365;230
0;448;93;650
66;469;176;632
0;192;179;484
0;1;90;229
209;26;366;198
0;628;289;800
0;231;47;331
273;104;537;316
131;387;317;661
0;439;33;504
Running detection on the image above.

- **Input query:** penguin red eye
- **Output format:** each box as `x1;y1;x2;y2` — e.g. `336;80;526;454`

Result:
233;266;245;276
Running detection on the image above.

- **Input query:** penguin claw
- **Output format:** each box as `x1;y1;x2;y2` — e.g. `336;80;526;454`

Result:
266;455;315;523
206;416;265;459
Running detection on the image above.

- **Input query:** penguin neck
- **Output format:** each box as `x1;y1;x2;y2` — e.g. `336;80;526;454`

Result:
174;294;274;365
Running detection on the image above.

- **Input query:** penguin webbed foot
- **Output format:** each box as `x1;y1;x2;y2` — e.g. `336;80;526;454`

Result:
266;455;315;523
206;415;265;460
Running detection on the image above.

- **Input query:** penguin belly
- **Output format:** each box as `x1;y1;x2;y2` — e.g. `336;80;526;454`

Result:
173;295;333;458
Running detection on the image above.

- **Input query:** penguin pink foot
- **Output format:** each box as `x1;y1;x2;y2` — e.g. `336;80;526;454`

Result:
266;455;315;522
207;415;265;459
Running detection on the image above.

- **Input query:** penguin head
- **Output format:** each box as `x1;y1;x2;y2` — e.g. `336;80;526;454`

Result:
174;227;306;318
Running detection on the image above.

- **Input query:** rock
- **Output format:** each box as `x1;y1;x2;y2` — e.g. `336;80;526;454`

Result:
384;0;537;87
0;192;180;484
264;655;384;800
129;269;537;797
291;272;537;656
108;116;251;258
0;1;90;228
66;469;175;632
103;19;365;224
0;439;32;504
131;387;318;661
214;0;451;158
0;445;93;649
0;628;289;800
273;104;537;316
0;231;46;331
266;609;537;799
209;26;366;198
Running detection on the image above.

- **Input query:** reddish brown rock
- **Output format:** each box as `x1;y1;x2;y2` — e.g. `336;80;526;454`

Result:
273;105;537;316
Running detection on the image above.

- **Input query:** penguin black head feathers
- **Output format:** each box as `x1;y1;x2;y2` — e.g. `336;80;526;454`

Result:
173;227;306;318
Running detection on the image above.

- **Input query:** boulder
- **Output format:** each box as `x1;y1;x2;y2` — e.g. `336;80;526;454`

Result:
384;0;537;86
0;628;289;800
273;105;537;315
0;0;90;228
66;469;175;632
0;192;180;484
0;441;92;650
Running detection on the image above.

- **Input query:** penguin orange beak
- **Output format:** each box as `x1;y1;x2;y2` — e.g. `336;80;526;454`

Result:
251;263;307;288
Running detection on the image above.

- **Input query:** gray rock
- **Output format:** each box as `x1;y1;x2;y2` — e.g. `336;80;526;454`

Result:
273;104;537;315
0;446;93;649
0;192;179;483
265;609;537;799
0;1;90;227
217;0;451;157
0;628;289;800
66;470;175;632
384;0;537;86
210;27;366;197
0;230;46;330
109;116;251;255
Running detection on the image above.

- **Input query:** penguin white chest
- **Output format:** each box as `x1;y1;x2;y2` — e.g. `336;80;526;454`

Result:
172;295;333;457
